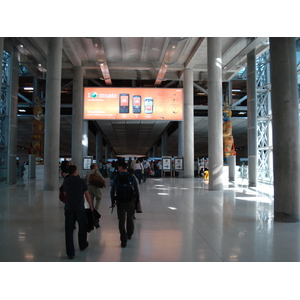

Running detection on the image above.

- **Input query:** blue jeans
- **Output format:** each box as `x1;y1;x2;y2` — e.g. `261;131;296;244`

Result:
65;210;88;257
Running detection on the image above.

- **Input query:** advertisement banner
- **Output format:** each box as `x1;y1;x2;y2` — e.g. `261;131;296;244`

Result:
83;87;183;121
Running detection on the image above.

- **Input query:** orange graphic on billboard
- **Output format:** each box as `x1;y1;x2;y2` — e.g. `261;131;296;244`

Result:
83;87;183;121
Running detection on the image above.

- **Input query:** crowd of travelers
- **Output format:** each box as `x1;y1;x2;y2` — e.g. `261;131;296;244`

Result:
60;157;157;259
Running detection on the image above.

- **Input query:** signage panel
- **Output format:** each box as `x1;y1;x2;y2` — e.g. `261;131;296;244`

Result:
174;157;184;170
162;157;172;171
83;156;93;170
84;87;183;121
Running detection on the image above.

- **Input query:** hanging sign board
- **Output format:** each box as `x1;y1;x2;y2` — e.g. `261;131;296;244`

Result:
83;87;183;121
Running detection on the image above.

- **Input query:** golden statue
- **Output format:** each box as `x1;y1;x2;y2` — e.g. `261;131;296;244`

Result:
223;98;236;165
29;96;44;164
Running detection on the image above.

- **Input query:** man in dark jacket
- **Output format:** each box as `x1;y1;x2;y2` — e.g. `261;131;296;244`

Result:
63;165;93;259
110;162;139;248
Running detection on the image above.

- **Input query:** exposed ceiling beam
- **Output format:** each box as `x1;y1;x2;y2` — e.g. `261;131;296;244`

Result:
91;38;112;85
223;37;269;72
178;37;206;80
18;93;32;104
193;82;208;95
154;37;183;86
63;38;82;66
184;37;206;69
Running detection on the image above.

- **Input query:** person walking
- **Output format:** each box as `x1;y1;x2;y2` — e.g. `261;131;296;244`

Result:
85;163;106;211
110;162;140;248
133;159;144;184
142;159;150;182
157;160;162;177
63;165;93;259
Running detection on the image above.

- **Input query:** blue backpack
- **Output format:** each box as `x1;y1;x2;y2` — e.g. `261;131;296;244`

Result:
115;173;134;202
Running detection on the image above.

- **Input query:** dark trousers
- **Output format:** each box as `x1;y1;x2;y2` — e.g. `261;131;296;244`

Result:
117;200;135;244
65;210;88;257
143;168;149;182
134;169;142;184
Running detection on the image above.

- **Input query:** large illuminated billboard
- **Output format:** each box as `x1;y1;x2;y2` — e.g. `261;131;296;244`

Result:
83;87;183;121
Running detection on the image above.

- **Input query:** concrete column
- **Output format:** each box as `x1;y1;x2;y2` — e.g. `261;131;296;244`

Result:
111;149;116;158
177;121;184;177
207;37;223;190
153;144;157;157
28;154;36;179
247;49;257;187
178;121;184;156
96;129;103;163
32;77;40;102
44;38;62;191
227;80;232;105
7;46;19;184
72;66;83;176
228;155;236;181
161;130;168;156
82;120;88;157
105;144;110;161
183;68;194;178
270;37;300;222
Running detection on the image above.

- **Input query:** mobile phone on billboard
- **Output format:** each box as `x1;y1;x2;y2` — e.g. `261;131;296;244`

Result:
119;94;129;113
132;95;141;113
144;97;153;114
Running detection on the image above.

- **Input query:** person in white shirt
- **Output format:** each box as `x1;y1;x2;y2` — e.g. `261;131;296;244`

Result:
133;159;144;184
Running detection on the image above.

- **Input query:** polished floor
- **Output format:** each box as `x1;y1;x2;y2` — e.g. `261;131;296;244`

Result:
1;166;300;263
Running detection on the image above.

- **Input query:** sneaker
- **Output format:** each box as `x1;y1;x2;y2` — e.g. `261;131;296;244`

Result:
121;242;127;248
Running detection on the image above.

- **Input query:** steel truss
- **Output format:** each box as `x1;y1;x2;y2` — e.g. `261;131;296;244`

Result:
256;51;273;184
1;51;9;175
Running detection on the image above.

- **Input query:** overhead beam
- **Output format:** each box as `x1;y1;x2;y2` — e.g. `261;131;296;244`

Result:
154;38;183;86
193;82;208;95
223;37;269;72
91;38;112;85
18;93;32;104
179;37;206;79
232;95;247;107
63;38;82;66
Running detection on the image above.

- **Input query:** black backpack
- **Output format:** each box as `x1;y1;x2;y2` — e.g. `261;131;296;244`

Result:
110;168;117;180
115;173;134;202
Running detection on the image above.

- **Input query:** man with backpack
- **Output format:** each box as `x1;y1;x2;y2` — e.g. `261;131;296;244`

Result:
110;162;140;248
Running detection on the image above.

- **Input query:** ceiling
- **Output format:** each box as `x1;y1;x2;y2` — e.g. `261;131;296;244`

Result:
3;37;270;159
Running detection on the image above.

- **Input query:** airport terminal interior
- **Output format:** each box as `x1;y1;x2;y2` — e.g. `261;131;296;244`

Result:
1;32;300;297
1;165;298;262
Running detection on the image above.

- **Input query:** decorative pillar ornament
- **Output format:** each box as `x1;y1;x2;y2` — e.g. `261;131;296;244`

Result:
29;96;44;164
223;98;236;165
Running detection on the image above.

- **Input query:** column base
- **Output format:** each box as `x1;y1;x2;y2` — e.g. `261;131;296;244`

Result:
274;212;300;223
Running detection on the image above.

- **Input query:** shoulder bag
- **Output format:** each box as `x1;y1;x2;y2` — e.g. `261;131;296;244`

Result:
89;170;105;188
